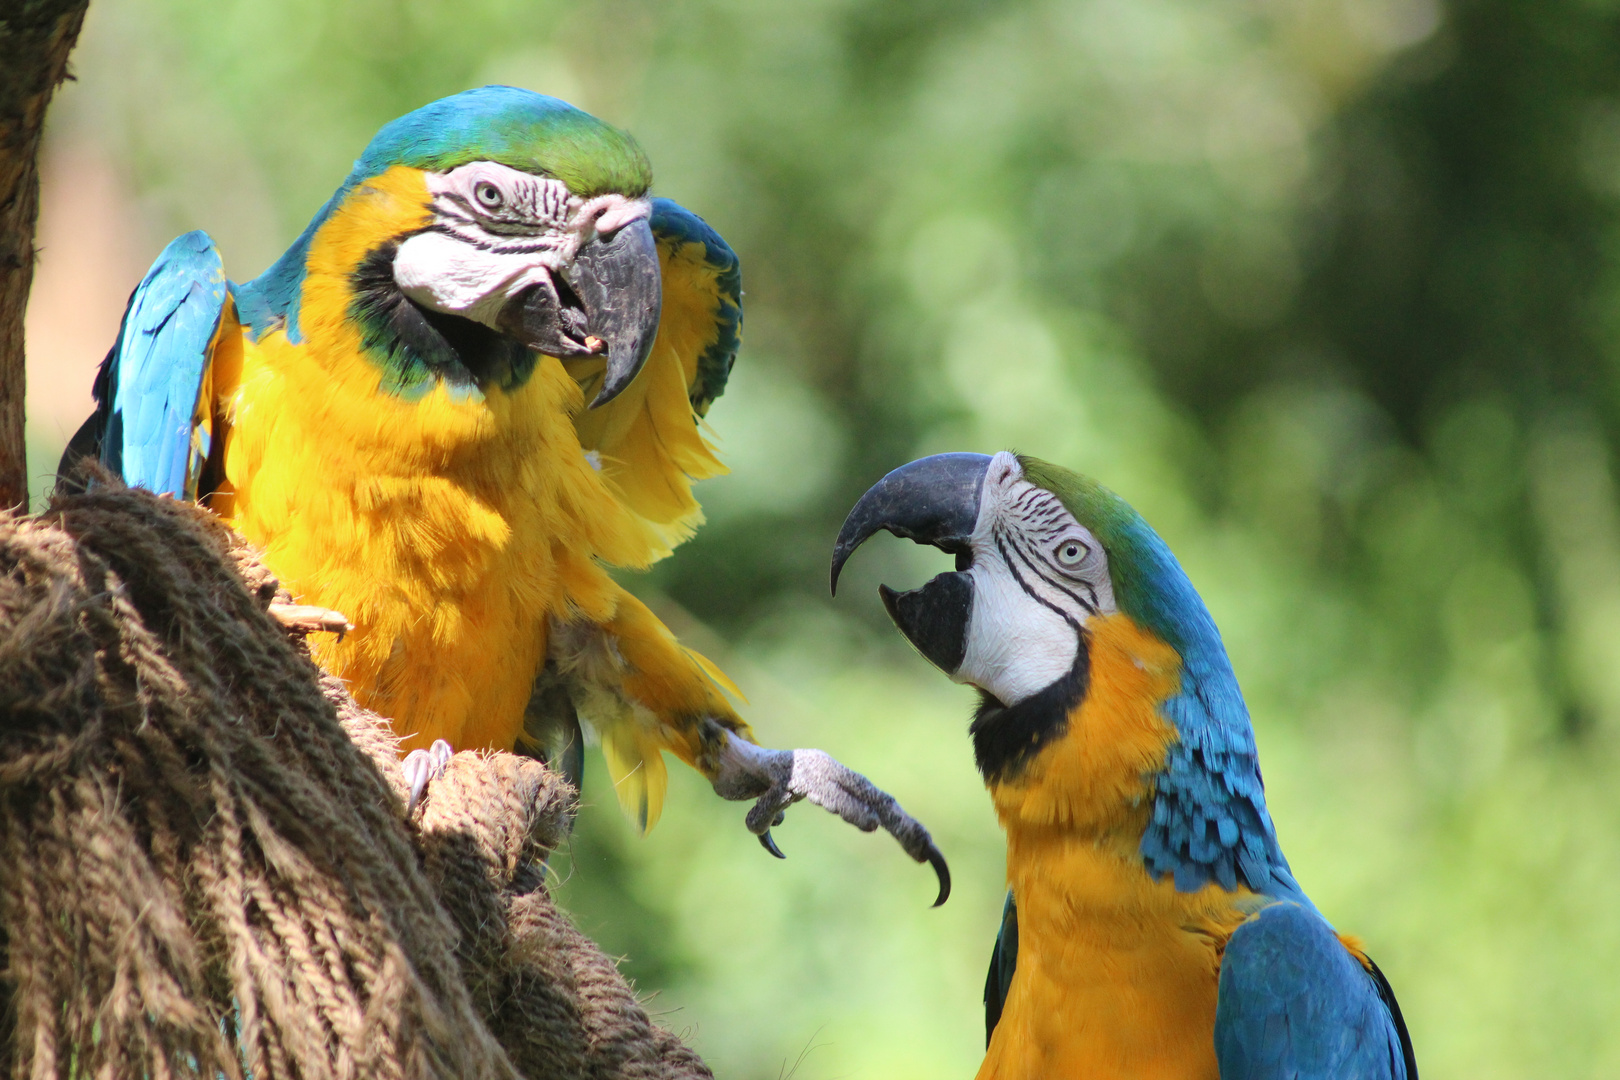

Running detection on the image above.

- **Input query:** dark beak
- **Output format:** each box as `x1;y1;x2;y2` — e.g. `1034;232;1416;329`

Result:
497;216;662;408
830;453;992;676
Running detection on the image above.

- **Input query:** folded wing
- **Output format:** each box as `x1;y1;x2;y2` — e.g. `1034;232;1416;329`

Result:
59;230;235;500
1216;902;1417;1080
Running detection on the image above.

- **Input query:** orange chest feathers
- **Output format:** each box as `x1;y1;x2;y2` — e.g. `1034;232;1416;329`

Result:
979;614;1259;1080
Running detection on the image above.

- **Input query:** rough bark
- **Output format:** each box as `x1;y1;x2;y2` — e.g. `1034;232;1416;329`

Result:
0;0;89;510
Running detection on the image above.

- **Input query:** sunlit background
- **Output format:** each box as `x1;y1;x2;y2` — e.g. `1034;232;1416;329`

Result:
25;1;1620;1076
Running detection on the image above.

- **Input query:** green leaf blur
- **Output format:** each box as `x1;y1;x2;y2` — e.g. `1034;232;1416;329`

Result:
26;1;1620;1076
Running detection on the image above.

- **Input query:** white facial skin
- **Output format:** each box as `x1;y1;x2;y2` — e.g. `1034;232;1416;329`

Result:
391;160;651;329
955;451;1117;706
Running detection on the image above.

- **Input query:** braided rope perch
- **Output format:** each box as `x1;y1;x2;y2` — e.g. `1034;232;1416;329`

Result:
0;486;711;1080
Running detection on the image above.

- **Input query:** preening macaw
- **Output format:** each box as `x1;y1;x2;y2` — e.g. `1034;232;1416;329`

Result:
60;86;947;897
832;452;1417;1078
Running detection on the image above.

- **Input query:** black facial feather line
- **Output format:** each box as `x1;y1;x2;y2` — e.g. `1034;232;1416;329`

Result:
971;639;1091;784
348;238;538;395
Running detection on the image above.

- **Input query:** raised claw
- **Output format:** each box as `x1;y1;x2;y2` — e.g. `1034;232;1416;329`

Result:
786;748;952;906
712;737;951;905
402;738;455;815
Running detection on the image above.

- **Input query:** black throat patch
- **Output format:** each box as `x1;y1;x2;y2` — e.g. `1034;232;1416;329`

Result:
969;637;1091;785
348;238;539;398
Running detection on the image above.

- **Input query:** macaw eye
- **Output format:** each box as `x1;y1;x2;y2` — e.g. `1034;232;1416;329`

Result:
474;181;504;210
1055;540;1088;569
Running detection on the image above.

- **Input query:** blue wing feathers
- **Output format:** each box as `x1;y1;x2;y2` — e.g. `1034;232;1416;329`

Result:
98;231;228;498
1216;903;1412;1080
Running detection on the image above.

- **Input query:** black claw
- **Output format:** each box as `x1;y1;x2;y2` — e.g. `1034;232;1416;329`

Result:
925;845;952;907
759;830;786;859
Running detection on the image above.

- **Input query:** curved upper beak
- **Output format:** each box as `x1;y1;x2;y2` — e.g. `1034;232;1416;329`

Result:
497;216;662;408
830;453;993;595
830;453;993;676
565;217;662;407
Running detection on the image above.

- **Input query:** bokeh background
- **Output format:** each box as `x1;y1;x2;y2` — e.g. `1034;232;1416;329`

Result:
23;0;1620;1076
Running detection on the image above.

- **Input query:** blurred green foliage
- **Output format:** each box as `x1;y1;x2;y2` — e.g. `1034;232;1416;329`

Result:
30;0;1620;1075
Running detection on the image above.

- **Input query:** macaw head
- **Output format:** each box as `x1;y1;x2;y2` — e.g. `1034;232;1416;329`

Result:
831;450;1227;714
238;86;661;404
834;451;1302;899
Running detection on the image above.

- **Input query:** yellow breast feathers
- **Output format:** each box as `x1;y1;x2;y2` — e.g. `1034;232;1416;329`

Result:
220;165;676;753
981;614;1257;1080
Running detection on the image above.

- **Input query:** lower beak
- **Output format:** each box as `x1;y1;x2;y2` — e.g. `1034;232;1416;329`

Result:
879;574;974;675
831;453;993;675
497;217;662;408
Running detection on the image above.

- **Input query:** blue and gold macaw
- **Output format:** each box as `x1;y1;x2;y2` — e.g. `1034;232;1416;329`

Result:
832;452;1417;1078
60;86;946;895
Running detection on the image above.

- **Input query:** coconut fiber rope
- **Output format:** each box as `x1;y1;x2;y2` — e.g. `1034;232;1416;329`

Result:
0;485;710;1080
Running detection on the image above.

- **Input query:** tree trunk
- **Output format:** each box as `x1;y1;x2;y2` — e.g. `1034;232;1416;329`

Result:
0;0;90;510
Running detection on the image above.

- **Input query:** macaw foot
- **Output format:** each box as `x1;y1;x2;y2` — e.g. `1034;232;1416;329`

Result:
267;603;354;639
402;739;455;815
712;737;952;907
